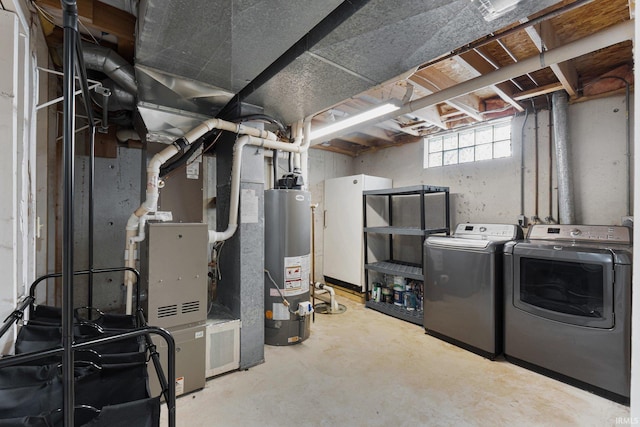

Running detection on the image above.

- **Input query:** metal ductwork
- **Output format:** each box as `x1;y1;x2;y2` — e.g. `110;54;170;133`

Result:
552;90;575;224
99;79;136;111
82;44;137;95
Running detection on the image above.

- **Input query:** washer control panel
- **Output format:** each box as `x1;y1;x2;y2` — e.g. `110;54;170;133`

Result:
527;224;631;243
453;223;523;240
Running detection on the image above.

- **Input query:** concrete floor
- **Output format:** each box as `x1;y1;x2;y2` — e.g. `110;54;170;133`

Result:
161;297;629;427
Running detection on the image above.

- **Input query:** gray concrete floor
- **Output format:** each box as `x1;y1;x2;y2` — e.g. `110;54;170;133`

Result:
161;297;629;427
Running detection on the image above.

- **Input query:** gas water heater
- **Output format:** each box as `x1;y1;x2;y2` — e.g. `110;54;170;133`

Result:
264;188;312;345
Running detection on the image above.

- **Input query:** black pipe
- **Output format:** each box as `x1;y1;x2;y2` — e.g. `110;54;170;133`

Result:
531;100;539;221
75;37;98;313
159;136;205;178
272;149;278;189
62;1;78;425
217;0;372;120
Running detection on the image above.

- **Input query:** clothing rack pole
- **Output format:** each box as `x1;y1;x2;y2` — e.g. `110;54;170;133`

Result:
74;37;96;311
61;1;78;426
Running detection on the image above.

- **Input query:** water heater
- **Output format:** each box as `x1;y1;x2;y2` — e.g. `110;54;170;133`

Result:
264;189;312;345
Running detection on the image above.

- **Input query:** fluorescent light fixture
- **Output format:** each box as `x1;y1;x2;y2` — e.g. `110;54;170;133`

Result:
310;102;400;141
472;0;521;21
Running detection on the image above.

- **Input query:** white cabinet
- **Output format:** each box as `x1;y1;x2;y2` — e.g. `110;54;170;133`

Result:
322;174;392;291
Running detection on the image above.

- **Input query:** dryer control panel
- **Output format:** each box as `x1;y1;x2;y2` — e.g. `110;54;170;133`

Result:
527;224;631;243
453;223;523;241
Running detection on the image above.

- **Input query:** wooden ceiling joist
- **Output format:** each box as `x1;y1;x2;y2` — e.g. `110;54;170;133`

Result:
455;50;525;112
523;20;578;97
36;0;136;59
409;72;484;121
513;82;564;100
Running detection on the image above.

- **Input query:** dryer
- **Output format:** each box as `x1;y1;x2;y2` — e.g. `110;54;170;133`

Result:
504;224;632;403
424;223;523;359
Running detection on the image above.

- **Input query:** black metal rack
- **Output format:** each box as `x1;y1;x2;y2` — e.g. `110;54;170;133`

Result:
362;185;450;325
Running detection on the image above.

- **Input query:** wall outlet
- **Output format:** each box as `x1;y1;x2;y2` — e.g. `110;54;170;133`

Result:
517;215;528;228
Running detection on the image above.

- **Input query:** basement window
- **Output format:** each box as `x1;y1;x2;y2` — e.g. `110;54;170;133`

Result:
423;118;512;168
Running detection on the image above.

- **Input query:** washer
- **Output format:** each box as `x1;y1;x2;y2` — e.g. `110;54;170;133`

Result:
504;224;632;403
424;223;523;359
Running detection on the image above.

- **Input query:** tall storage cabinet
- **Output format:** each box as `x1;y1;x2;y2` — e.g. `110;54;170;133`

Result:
363;185;450;325
323;174;392;291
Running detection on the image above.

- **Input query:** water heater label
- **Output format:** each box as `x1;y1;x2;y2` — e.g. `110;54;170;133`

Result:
283;254;310;296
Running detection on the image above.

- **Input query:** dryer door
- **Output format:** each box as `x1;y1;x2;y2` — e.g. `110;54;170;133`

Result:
512;245;615;328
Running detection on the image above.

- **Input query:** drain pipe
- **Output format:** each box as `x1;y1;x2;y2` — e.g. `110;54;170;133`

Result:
123;119;279;314
314;282;339;313
552;91;575;224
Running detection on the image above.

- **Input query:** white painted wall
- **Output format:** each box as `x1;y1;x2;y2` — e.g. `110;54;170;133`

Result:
629;12;639;422
0;1;44;353
353;95;630;228
307;149;354;283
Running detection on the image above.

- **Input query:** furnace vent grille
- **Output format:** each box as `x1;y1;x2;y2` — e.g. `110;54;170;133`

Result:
157;304;178;318
182;301;200;314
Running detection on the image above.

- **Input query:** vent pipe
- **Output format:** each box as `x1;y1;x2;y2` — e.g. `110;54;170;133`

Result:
552;91;575;224
82;44;137;95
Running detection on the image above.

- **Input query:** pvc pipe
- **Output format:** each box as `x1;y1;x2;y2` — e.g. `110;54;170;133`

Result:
183;118;277;145
116;128;141;143
314;282;339;312
123;117;279;313
552;91;575;224
209;135;307;243
309;19;635;144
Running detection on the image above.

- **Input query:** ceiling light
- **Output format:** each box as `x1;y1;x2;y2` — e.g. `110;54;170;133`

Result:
310;102;401;141
472;0;522;22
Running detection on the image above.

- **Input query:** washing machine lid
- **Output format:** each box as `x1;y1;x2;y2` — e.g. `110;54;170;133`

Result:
426;236;493;249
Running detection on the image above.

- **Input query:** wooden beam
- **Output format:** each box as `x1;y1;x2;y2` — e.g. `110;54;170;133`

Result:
312;144;356;157
513;82;564;101
523;19;578;97
37;0;135;40
36;0;135;59
455;51;524;112
336;135;379;147
409;72;483;121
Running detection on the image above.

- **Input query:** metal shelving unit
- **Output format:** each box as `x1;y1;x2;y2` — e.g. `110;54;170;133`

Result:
363;185;450;325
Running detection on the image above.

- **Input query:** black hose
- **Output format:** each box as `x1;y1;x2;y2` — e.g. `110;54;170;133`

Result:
272;149;278;189
159;133;210;178
288;152;293;173
235;114;286;134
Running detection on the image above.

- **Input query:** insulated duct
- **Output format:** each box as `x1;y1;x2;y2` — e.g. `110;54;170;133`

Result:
82;44;137;115
82;44;137;95
552;91;575;224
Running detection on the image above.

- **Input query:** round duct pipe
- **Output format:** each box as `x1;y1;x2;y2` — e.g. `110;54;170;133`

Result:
552;91;575;224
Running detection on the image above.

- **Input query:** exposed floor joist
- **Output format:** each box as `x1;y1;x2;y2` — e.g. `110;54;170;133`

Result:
522;19;578;97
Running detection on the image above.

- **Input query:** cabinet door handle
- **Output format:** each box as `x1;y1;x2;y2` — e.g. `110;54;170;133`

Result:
324;210;327;228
